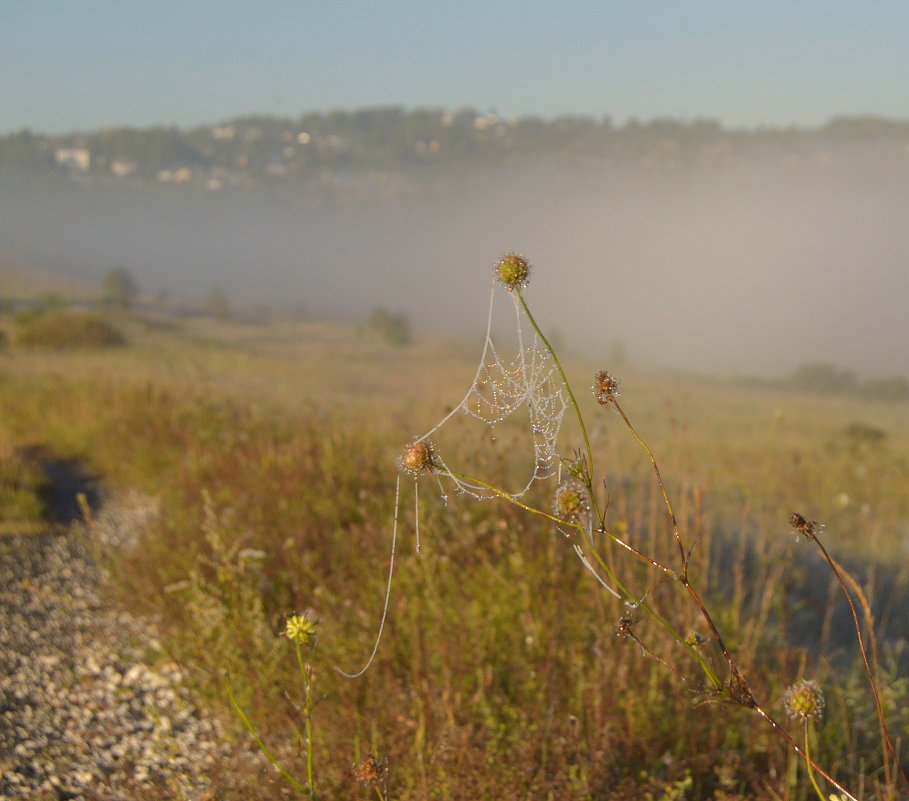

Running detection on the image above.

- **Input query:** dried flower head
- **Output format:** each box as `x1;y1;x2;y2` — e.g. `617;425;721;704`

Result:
283;611;318;646
398;440;435;475
593;370;621;405
784;679;825;723
552;480;591;525
789;512;823;541
494;252;531;291
352;753;387;785
615;616;635;639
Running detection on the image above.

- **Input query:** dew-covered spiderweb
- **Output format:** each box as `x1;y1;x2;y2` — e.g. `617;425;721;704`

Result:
418;281;569;499
337;276;577;679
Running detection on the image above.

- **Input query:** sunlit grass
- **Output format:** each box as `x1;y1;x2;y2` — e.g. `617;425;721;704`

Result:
1;306;906;799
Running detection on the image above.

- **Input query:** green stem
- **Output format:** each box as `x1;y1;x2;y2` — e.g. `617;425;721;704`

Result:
804;722;827;801
517;287;715;681
296;643;316;799
613;400;687;570
516;289;602;523
443;467;722;689
226;677;308;795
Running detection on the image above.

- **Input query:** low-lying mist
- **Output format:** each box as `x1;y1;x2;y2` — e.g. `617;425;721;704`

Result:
2;157;908;379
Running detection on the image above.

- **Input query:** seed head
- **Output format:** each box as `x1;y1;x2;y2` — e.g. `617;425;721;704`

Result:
552;480;591;525
495;252;531;291
352;753;387;785
784;679;825;723
283;611;318;647
615;616;635;639
398;440;435;475
593;370;621;405
789;512;823;541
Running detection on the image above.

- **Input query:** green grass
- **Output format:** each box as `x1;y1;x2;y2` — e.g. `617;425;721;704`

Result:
0;442;50;528
1;307;906;800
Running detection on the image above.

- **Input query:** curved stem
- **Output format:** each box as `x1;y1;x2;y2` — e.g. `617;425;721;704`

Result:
809;533;908;795
443;467;723;689
803;722;827;801
516;289;602;523
613;399;687;571
226;677;309;794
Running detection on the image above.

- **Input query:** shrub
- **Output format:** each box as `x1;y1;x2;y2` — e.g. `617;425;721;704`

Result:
101;266;138;309
15;311;125;349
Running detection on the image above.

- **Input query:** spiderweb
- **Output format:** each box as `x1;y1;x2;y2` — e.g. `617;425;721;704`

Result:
337;276;571;679
418;281;569;500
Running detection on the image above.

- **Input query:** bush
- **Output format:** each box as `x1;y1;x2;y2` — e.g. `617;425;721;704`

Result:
15;311;125;349
364;306;411;345
101;266;138;309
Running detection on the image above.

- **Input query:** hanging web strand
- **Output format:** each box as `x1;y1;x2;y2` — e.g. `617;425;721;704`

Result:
421;283;568;500
335;474;401;679
573;544;622;600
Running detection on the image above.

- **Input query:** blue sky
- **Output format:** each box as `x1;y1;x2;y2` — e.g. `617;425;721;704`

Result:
3;1;909;135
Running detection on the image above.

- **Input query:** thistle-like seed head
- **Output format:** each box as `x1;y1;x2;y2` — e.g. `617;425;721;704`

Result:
552;480;590;525
495;252;531;291
784;679;825;723
398;440;435;475
593;370;621;405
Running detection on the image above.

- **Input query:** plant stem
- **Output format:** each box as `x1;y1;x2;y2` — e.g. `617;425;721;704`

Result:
226;677;309;795
443;467;723;689
296;643;317;799
804;721;828;801
516;289;601;522
809;532;909;795
613;399;687;571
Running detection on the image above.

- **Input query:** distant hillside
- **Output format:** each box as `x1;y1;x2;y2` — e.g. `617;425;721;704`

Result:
3;109;909;196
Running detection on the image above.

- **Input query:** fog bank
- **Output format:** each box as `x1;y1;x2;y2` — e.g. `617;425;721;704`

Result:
2;159;907;379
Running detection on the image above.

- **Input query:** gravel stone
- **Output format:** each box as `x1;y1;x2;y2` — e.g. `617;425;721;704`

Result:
0;493;235;800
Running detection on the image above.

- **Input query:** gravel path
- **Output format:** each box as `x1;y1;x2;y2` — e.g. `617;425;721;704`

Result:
0;493;236;801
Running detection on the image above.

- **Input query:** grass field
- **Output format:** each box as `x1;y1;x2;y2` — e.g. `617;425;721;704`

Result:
1;290;907;800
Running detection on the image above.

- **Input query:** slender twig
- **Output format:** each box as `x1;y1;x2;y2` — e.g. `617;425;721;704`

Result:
613;399;687;573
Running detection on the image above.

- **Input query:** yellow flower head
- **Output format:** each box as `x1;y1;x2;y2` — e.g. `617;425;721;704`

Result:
284;612;318;646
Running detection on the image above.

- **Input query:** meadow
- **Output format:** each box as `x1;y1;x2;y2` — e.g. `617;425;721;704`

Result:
1;281;907;800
